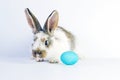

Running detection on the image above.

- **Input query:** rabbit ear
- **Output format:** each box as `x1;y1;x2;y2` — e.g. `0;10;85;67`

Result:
44;10;59;35
25;8;42;34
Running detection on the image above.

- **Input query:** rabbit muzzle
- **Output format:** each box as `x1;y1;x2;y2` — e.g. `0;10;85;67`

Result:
32;50;47;62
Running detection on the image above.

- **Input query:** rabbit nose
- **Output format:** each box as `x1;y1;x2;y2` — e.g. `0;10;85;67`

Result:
36;48;41;52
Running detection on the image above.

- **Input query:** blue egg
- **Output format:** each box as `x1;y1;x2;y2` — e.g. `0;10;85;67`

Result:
60;51;79;65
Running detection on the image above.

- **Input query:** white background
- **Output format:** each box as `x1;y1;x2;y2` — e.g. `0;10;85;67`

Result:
0;0;120;59
0;0;120;80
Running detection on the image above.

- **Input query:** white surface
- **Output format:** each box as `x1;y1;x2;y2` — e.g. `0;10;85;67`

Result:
0;0;120;80
0;57;120;80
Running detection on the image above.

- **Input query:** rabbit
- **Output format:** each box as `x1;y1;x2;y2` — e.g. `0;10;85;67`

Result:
24;8;75;63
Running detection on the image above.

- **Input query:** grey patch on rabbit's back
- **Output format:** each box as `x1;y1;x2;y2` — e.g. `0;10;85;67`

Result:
58;26;75;50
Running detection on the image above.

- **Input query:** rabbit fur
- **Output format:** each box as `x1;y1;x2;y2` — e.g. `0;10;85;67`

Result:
25;8;76;63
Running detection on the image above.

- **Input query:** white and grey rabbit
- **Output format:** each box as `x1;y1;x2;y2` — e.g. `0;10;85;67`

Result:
25;8;76;63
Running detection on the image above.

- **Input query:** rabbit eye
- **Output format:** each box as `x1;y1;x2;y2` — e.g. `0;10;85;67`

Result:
45;40;49;46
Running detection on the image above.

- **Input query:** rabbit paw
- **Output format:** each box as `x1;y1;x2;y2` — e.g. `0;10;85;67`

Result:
35;58;44;62
48;58;59;63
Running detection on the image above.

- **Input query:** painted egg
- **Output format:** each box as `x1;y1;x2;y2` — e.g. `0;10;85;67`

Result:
60;51;79;65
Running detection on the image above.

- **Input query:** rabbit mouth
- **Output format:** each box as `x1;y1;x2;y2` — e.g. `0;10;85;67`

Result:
32;50;47;62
